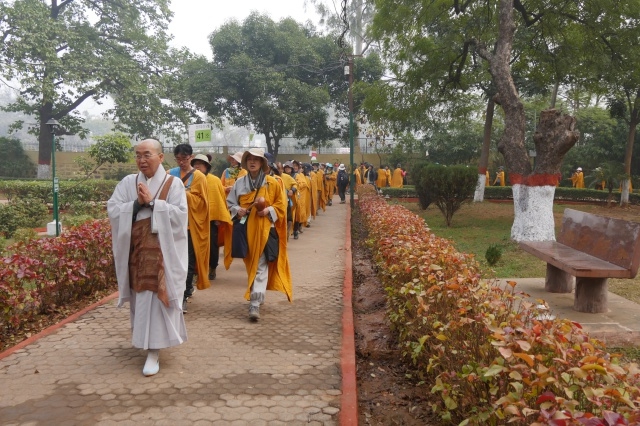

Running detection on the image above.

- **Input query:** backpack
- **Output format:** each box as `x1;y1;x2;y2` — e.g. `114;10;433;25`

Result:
338;170;348;185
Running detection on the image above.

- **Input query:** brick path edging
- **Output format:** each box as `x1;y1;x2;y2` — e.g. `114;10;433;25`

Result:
340;202;358;424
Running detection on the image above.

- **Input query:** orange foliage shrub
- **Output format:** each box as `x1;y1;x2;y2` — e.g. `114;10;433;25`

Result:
357;186;640;425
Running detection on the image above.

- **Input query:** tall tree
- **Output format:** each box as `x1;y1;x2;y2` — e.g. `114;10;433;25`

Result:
0;0;191;178
187;13;346;158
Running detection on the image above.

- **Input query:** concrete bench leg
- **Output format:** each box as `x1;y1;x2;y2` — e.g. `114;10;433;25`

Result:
545;264;574;293
574;277;608;313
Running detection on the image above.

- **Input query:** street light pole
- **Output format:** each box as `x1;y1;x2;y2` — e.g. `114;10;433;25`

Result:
346;58;355;207
46;118;60;237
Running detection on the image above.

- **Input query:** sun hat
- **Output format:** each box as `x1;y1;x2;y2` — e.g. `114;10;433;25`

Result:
338;164;346;171
228;151;244;164
241;148;270;173
190;153;212;172
283;161;294;169
326;162;333;168
577;167;582;171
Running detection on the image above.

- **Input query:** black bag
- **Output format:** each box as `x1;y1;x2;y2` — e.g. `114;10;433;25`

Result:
231;219;248;258
264;227;279;262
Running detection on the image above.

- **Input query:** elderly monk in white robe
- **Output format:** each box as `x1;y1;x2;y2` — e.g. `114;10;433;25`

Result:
107;139;188;377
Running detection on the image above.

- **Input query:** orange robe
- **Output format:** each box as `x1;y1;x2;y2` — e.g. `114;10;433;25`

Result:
325;171;337;201
224;175;292;302
205;173;232;251
315;169;326;212
390;168;404;188
172;168;210;290
308;172;317;219
221;167;247;192
295;172;310;224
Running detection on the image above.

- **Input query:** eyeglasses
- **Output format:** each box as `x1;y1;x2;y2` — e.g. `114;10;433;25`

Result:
174;156;191;163
135;153;159;160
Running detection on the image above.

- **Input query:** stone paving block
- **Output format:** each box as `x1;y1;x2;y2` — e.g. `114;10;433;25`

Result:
0;195;348;425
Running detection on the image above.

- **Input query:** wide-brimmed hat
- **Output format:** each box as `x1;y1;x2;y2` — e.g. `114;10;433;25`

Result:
227;151;244;164
191;153;212;172
241;148;270;173
577;167;582;171
283;161;294;169
338;164;346;171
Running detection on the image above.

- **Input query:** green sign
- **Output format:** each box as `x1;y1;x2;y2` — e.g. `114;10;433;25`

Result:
195;129;211;143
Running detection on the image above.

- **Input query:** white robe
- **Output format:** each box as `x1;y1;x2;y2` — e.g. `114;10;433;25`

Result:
107;166;189;349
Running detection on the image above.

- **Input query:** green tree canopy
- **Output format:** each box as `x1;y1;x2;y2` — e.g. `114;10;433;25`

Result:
0;0;195;177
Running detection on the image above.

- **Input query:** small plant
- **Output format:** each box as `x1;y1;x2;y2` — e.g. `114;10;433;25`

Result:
12;228;38;245
485;244;503;266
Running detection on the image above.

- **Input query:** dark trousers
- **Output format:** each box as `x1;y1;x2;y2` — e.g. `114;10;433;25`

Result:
209;221;219;270
185;232;195;299
337;185;347;202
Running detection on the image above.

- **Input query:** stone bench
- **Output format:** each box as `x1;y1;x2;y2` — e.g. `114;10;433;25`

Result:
519;208;640;313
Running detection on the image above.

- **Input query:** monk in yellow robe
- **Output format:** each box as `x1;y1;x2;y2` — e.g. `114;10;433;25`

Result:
221;151;247;194
353;165;361;190
280;163;298;238
191;154;232;281
485;170;490;186
390;164;404;188
225;148;292;322
376;165;388;188
169;144;209;309
308;166;317;222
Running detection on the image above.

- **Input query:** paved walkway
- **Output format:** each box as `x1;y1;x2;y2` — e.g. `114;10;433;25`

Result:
0;195;352;425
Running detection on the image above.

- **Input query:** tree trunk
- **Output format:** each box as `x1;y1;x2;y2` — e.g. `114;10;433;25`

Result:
474;98;495;202
37;102;55;179
478;0;579;242
621;96;639;207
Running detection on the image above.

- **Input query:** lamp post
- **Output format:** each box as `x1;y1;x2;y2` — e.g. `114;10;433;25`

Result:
345;58;355;207
46;118;60;237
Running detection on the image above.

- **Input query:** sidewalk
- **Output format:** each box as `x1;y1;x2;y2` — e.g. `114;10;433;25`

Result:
0;195;352;425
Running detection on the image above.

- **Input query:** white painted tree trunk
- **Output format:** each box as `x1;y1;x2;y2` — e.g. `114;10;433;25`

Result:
511;184;556;242
620;179;630;206
474;174;486;202
37;164;51;179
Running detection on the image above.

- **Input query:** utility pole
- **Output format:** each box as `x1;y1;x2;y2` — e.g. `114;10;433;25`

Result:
345;58;355;207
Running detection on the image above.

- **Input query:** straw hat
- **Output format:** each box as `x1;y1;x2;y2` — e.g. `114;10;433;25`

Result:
241;148;270;173
190;153;211;172
228;151;244;164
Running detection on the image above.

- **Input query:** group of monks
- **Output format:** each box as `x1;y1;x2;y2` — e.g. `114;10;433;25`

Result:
352;163;406;189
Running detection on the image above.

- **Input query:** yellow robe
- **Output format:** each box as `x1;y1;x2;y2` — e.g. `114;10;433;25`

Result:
224;175;292;302
325;171;337;201
494;171;505;187
205;173;232;250
280;173;298;235
295;172;310;224
174;168;210;290
376;169;388;188
221;167;247;191
308;172;317;219
315;169;326;212
485;171;490;186
354;168;361;189
390;168;404;188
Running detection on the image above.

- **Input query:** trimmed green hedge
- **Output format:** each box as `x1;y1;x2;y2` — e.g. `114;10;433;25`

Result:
380;185;640;205
0;179;118;206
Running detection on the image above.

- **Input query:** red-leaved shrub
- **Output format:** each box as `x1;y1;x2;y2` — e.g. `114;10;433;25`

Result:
357;185;640;425
0;219;116;333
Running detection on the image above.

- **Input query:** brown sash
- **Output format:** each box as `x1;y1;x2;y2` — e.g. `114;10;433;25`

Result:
128;176;175;306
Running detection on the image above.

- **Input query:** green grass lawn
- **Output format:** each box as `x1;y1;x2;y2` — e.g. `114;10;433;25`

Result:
397;200;640;305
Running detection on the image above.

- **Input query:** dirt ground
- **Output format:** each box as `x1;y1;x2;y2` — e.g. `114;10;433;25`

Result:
351;213;439;425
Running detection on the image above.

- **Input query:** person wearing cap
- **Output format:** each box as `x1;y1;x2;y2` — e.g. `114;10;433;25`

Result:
168;144;210;311
225;148;292;321
324;163;336;206
107;139;188;377
191;154;232;281
570;167;585;189
390;163;404;188
336;164;349;203
493;166;506;187
221;151;247;194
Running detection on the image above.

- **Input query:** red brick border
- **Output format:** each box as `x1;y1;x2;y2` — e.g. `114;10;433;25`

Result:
0;291;119;361
340;202;358;424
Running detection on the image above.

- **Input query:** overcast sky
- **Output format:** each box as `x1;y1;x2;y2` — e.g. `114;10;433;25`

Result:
168;0;321;57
